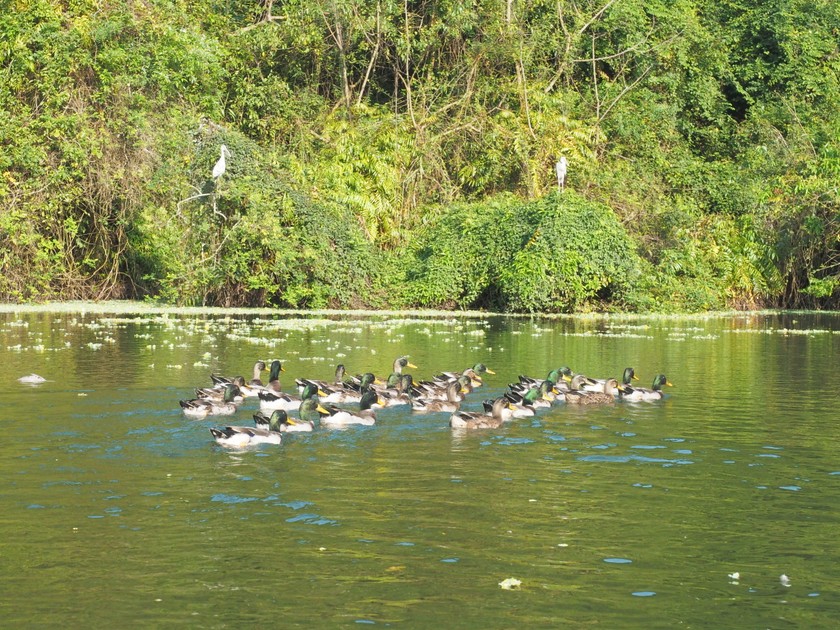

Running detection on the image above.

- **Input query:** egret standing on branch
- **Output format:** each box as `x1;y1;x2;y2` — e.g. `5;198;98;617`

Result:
211;144;230;219
213;144;230;180
555;156;568;192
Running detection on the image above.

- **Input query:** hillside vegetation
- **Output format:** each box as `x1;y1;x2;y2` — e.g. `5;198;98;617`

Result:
2;0;839;312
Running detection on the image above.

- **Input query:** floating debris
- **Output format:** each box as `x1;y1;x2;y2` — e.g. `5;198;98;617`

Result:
18;373;46;384
780;574;791;587
499;578;522;590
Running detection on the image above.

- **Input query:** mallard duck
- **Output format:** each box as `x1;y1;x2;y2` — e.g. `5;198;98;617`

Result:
317;373;377;404
505;383;556;416
298;396;332;428
379;374;414;407
295;363;348;395
254;409;313;433
211;360;267;388
498;393;536;418
376;357;418;392
412;380;466;413
194;381;246;404
262;360;285;394
508;380;558;406
519;367;572;389
450;397;514;429
576;367;638;392
321;389;382;426
412;374;473;400
393;356;417;374
209;413;283;447
434;363;495;386
180;384;241;418
619;374;672;402
563;376;619;405
258;382;322;411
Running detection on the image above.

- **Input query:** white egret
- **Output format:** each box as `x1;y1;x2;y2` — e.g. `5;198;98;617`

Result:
555;156;568;191
212;144;230;179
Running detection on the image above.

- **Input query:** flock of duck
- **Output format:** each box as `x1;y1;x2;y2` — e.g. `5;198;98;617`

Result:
179;356;673;447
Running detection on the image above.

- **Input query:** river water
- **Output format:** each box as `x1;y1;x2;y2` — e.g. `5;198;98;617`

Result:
1;305;838;627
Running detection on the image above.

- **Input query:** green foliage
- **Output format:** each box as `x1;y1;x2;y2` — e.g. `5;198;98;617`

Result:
402;191;641;312
130;126;383;308
2;0;840;311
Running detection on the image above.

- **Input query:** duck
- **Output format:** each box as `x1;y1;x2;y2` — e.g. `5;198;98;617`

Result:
262;360;285;394
295;363;349;395
211;360;267;388
193;382;246;404
508;380;558;406
378;374;415;407
497;393;536;418
577;367;638;392
376;356;417;391
258;382;322;411
298;396;332;428
317;373;378;404
518;367;572;389
209;411;284;447
563;376;620;405
413;374;473;400
412;380;466;413
434;363;495;386
450;397;515;429
392;356;418;375
253;409;313;433
504;384;555;416
180;383;241;418
321;389;383;426
618;374;672;402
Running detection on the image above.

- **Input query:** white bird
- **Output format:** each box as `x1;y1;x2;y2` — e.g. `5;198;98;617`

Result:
556;156;568;191
212;144;230;179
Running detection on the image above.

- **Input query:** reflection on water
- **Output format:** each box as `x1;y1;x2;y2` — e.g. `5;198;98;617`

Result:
1;308;839;626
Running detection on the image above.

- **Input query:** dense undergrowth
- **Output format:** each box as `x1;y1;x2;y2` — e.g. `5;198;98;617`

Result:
1;0;838;312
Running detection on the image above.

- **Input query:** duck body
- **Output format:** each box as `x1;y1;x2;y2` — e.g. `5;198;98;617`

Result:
180;384;241;418
412;381;465;413
378;374;414;407
259;383;321;411
316;373;376;404
322;390;381;426
211;361;267;390
619;374;672;402
295;364;348;396
449;397;514;429
193;384;245;405
563;376;620;405
519;367;572;389
434;363;495;388
254;409;314;433
209;425;282;447
578;367;638;393
502;392;538;417
508;381;557;406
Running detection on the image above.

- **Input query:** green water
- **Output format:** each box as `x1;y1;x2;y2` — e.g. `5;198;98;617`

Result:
1;306;839;627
